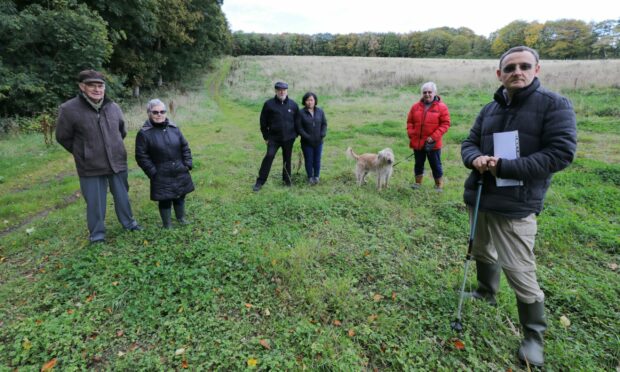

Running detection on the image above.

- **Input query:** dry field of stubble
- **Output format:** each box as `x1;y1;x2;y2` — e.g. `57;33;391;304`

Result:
227;56;620;100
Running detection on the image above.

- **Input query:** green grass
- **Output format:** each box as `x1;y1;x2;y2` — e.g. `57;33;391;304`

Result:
0;57;618;370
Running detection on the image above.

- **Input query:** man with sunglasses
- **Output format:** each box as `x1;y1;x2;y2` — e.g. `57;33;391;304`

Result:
56;70;141;244
461;46;577;367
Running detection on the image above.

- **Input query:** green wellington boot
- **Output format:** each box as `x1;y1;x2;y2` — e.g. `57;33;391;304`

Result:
517;299;547;367
464;261;501;306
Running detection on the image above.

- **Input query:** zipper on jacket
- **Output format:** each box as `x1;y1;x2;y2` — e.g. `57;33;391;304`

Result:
418;106;429;145
96;112;105;144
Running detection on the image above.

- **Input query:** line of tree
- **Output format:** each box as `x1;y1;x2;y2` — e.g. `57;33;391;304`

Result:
0;0;231;119
1;7;618;125
231;19;620;60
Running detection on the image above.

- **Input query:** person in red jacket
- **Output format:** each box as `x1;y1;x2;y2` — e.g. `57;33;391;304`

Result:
406;82;451;190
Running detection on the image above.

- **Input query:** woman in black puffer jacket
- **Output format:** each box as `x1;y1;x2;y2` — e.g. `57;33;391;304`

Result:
135;99;195;228
295;92;327;185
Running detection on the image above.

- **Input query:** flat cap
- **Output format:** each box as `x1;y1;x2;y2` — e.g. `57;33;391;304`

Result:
78;70;105;84
274;81;288;89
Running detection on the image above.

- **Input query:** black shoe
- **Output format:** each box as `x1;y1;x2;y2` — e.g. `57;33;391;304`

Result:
128;224;143;231
90;239;105;245
252;183;262;192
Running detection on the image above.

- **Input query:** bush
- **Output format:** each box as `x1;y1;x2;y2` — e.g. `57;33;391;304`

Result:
0;3;112;117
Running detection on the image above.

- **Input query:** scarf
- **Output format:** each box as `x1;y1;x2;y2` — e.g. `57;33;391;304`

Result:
81;92;103;112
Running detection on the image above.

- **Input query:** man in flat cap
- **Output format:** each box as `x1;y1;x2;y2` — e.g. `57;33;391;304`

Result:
252;81;299;191
56;69;141;244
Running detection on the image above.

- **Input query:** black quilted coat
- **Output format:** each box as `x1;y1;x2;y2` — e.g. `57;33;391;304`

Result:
135;119;195;201
461;78;577;218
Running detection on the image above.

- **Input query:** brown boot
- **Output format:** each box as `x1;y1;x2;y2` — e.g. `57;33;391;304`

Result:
411;175;423;189
434;177;444;191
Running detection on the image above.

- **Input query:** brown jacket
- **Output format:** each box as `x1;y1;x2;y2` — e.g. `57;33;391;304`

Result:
56;94;128;177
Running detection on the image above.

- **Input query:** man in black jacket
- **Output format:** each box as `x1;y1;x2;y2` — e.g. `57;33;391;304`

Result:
253;81;299;191
461;46;577;367
56;70;141;244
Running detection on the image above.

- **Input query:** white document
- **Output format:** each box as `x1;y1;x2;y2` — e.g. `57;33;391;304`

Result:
493;130;523;187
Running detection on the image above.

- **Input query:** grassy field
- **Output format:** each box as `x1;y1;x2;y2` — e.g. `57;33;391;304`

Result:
0;56;618;370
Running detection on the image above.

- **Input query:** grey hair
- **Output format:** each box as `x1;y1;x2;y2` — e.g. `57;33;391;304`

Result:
421;82;437;94
499;46;540;68
146;99;166;113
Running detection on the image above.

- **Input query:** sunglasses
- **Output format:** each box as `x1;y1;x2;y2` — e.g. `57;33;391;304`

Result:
502;63;533;74
150;110;167;115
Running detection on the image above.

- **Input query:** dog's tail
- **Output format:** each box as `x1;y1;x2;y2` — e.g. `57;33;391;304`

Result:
346;146;358;160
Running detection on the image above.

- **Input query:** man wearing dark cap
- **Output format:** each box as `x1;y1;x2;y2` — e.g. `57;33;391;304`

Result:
252;81;299;191
56;69;141;244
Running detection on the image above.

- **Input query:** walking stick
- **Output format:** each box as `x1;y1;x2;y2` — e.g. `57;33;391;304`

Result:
451;178;483;332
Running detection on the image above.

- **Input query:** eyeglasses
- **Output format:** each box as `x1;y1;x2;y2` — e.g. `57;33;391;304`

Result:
150;110;167;115
502;63;533;74
422;91;434;94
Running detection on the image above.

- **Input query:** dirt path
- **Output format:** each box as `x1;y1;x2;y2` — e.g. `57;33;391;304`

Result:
0;61;244;241
0;188;81;239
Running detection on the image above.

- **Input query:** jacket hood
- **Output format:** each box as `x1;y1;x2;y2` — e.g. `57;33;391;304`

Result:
141;118;177;130
419;95;442;104
494;77;540;106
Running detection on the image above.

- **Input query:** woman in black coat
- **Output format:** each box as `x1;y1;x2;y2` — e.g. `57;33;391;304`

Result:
295;92;327;185
135;99;195;228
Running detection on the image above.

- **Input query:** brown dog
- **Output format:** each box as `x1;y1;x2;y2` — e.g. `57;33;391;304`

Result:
346;147;394;190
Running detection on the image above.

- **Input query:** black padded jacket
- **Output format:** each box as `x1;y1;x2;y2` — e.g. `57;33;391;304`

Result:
461;78;577;218
260;96;299;142
135;119;194;201
295;106;327;147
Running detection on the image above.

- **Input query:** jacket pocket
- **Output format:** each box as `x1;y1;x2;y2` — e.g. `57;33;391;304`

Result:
173;161;188;175
157;162;173;177
84;142;106;169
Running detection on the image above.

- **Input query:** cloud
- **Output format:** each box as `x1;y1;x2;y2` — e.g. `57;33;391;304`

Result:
223;0;615;37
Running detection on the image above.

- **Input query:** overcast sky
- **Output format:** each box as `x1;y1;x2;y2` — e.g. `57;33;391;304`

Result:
222;0;616;37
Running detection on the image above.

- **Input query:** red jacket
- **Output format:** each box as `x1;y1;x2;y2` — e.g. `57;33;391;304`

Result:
406;96;451;151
